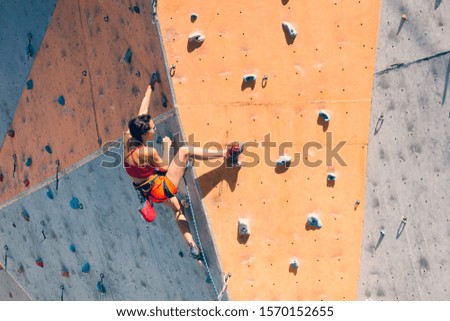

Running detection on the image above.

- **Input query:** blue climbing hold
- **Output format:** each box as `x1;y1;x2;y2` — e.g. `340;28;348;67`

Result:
124;48;132;63
25;157;32;167
69;244;76;252
97;281;106;293
21;210;30;222
70;197;80;209
26;79;33;90
81;262;90;273
133;5;140;14
45;145;52;154
58;95;65;106
47;189;54;200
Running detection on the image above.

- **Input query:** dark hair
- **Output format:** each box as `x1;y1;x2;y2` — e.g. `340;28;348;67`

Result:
128;114;152;143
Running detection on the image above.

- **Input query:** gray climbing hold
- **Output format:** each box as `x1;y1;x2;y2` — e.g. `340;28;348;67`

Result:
58;95;65;106
69;244;76;252
282;22;297;38
188;32;205;43
124;48;132;63
276;155;292;166
243;74;257;83
307;213;322;228
81;262;90;273
327;173;336;181
26;79;33;90
319;110;330;122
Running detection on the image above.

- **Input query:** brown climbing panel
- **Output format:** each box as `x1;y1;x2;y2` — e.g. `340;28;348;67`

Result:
0;0;173;203
159;0;380;300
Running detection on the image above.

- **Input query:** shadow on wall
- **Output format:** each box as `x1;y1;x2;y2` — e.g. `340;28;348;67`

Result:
196;162;241;198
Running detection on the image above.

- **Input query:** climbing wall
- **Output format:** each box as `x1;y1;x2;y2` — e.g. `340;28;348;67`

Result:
0;0;225;300
358;1;450;300
158;0;381;300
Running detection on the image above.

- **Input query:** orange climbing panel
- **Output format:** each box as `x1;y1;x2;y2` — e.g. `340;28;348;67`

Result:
159;0;380;300
0;1;172;203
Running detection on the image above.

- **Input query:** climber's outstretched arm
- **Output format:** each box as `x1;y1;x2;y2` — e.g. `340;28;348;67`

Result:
138;85;152;116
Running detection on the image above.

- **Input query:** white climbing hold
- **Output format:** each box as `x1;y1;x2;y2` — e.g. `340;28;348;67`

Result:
282;22;297;38
307;213;322;228
238;219;250;236
188;32;205;43
276;154;292;166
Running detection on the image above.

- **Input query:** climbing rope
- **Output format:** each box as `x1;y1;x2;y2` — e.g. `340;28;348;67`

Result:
182;162;220;299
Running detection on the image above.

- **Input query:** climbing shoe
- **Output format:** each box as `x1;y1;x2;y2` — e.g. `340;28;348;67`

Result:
189;243;202;261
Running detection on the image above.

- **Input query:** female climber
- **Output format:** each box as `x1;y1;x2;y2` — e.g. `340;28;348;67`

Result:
124;84;242;260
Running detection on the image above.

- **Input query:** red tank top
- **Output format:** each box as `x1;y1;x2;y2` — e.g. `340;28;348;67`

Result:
124;146;157;179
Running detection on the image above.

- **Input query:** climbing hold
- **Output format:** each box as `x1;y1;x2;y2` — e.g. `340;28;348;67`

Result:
133;5;140;14
290;258;299;270
150;71;161;89
124;48;132;63
97;273;106;293
21;210;30;221
36;258;44;268
162;94;168;108
307;213;322;228
25;157;32;167
238;219;250;236
319;110;330;122
402;216;407;223
82;70;87;76
0;173;3;182
243;74;257;83
188;32;205;43
402;14;407;20
57;95;65;106
70;197;83;209
26;33;34;58
180;198;190;209
69;244;76;253
156;136;162;144
354;199;360;210
327;173;336;181
276;155;292;166
26;79;33;90
191;13;198;22
380;230;385;236
44;145;52;154
23;179;30;187
61;268;70;278
7;129;15;138
135;70;141;77
282;22;297;38
47;189;54;200
81;262;90;273
104;16;109;22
